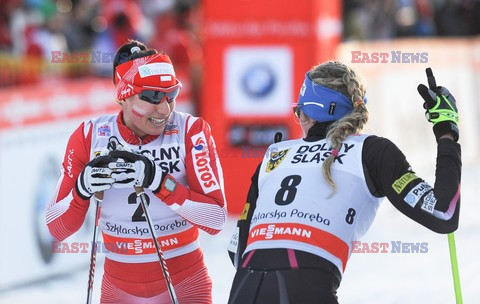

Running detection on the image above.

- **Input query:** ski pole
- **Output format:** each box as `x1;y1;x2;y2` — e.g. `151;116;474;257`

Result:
86;191;103;304
135;187;179;304
425;67;463;303
448;233;463;303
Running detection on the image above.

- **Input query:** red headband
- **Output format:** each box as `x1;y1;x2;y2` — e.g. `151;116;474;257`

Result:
115;53;180;100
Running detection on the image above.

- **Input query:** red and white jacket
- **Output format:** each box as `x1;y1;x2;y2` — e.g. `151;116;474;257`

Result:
46;110;226;270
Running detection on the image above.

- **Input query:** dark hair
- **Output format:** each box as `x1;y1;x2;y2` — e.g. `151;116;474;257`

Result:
112;40;157;84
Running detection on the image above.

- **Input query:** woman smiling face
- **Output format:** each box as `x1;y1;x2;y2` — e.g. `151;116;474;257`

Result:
119;94;175;138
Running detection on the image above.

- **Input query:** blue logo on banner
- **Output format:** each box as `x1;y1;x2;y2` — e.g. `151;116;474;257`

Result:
241;64;276;99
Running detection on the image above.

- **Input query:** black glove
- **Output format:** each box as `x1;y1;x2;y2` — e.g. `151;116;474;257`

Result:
108;150;164;192
76;155;115;199
417;84;459;142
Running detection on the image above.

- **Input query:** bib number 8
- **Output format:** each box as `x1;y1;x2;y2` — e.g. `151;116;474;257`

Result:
345;208;356;225
274;175;302;206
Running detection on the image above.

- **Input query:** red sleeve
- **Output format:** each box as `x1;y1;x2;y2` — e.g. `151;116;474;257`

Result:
155;117;227;235
46;121;93;241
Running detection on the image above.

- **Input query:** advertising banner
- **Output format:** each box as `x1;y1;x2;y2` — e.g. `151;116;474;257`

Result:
202;0;341;213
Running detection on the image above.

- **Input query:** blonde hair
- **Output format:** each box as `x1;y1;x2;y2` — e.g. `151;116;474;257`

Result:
308;61;369;194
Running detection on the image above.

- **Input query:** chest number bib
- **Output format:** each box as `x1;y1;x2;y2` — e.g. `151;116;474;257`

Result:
272;175;357;225
274;175;302;206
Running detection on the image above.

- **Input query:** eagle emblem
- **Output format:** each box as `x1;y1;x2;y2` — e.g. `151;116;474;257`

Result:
266;148;290;172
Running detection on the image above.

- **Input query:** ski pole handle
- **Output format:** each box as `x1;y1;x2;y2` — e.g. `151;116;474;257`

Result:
94;191;104;201
134;187;144;196
426;67;437;92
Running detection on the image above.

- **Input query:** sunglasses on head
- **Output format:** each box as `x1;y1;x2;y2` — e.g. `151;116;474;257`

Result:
138;84;181;105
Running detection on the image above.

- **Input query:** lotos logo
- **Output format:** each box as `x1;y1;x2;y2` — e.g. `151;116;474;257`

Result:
191;132;220;194
194;137;205;150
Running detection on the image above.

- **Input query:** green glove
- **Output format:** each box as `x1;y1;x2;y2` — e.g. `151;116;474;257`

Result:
417;84;459;142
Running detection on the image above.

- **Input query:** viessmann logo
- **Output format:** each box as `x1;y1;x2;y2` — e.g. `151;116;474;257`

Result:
250;224;312;240
191;131;220;194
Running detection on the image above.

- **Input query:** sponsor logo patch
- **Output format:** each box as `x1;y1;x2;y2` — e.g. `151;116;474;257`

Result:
66;149;74;178
97;123;112;137
227;227;239;253
421;191;437;213
300;82;306;96
239;203;250;220
164;122;179;135
404;182;433;207
138;62;175;78
191;131;220;194
266;148;290;172
120;87;131;98
392;172;418;194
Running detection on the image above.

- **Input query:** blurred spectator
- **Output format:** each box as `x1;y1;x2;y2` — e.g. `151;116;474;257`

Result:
90;0;145;76
0;0;20;51
145;0;202;111
415;0;436;36
148;1;201;70
1;0;479;87
9;0;70;59
63;0;97;52
32;10;70;60
344;0;397;40
435;0;469;36
343;0;480;40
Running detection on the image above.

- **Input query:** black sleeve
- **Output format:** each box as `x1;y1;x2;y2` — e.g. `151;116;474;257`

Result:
363;136;461;234
228;163;260;267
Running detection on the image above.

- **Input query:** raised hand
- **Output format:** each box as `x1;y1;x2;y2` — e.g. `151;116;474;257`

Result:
417;68;459;141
